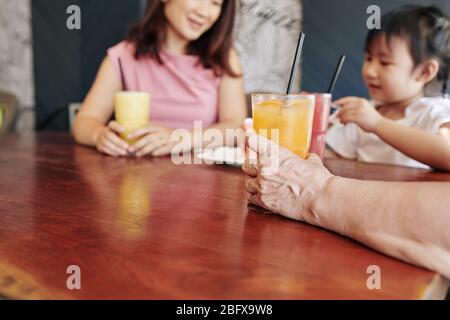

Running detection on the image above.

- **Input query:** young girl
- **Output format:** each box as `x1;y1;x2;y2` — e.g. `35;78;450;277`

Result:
326;5;450;171
73;0;247;157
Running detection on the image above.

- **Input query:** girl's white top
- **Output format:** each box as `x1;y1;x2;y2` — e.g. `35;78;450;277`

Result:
326;97;450;169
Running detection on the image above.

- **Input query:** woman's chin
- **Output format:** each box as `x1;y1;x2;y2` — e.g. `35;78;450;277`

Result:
181;27;208;41
185;33;203;42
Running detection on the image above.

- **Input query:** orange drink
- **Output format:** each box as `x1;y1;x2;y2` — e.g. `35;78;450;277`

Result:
252;94;315;159
114;91;151;145
0;103;4;129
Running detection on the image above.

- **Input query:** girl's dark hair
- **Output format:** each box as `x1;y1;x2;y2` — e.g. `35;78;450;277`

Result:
127;0;239;77
366;5;450;95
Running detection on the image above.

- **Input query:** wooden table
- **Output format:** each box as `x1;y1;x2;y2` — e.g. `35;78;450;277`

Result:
0;132;448;300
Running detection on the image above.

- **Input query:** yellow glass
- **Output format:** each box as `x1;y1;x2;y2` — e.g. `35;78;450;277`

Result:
0;104;4;129
252;94;315;159
114;91;151;144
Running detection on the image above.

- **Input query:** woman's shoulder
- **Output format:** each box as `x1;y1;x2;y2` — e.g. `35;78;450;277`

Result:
107;40;137;61
106;41;141;88
217;47;242;79
228;48;242;74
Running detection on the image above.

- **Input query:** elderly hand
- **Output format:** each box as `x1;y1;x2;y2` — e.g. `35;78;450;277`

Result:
242;133;334;223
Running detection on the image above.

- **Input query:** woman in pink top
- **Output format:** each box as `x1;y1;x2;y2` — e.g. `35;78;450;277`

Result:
73;0;247;157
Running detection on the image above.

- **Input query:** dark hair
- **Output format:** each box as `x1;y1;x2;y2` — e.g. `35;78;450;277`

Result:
366;5;450;95
127;0;239;77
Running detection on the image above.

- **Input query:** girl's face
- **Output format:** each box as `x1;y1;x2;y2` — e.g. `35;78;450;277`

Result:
163;0;223;42
362;34;426;104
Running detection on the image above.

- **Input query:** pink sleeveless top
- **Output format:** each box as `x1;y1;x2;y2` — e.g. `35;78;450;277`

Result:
107;41;221;129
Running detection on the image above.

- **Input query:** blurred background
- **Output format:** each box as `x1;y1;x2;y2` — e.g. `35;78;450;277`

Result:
0;0;449;133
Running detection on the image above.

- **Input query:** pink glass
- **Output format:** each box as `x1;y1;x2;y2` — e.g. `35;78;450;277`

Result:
309;93;332;159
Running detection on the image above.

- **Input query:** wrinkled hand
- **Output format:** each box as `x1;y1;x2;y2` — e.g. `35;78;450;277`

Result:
242;133;334;223
93;121;129;157
240;118;253;132
237;118;254;151
334;97;383;133
127;125;177;157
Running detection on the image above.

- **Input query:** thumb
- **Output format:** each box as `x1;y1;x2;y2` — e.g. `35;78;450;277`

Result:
246;132;280;158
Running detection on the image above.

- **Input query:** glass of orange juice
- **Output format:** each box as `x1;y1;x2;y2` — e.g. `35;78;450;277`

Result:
251;94;315;159
0;103;5;129
114;91;151;145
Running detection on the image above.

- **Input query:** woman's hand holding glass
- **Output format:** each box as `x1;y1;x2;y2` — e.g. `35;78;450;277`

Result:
93;121;130;157
127;125;176;157
93;122;179;157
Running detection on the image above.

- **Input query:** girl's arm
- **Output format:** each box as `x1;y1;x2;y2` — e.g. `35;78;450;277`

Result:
335;96;450;171
374;119;450;171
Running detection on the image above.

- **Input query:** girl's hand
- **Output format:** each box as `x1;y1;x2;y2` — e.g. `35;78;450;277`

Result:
127;125;177;157
93;121;130;157
334;97;383;133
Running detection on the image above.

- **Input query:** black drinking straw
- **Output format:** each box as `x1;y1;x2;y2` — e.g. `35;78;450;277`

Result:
327;54;346;94
286;33;306;95
118;57;127;90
